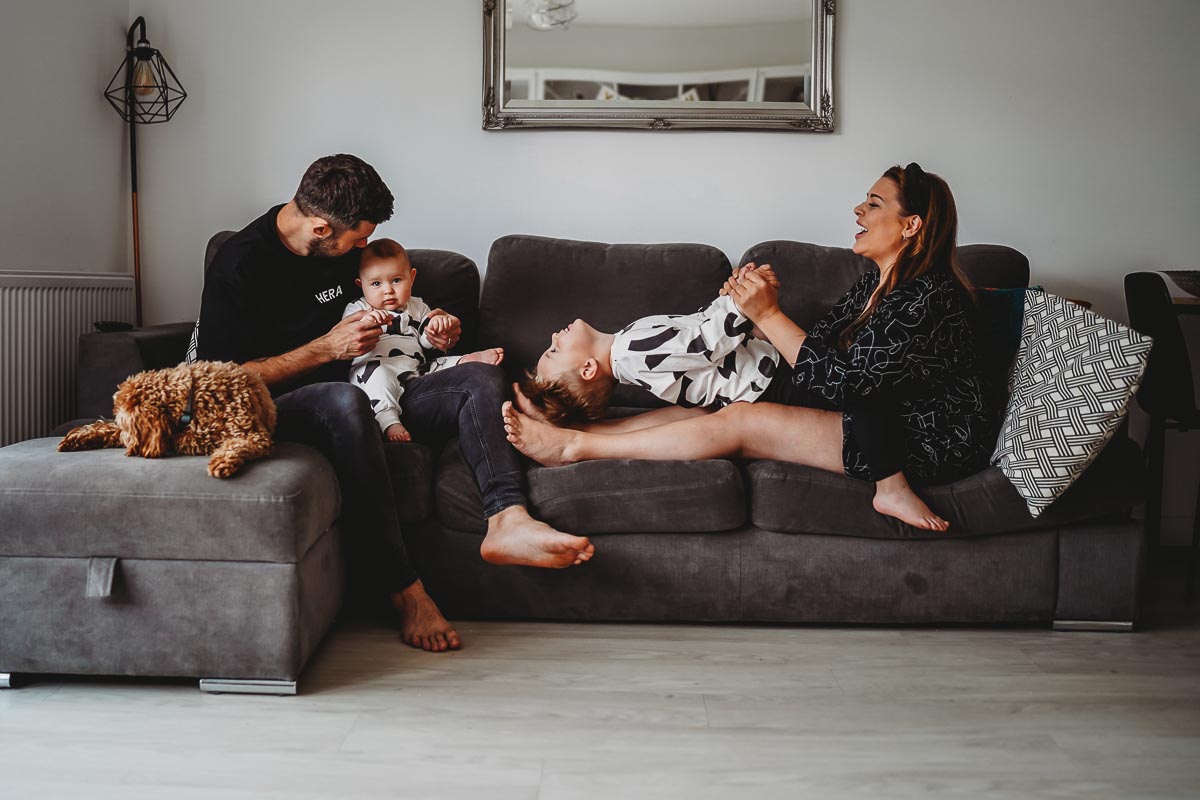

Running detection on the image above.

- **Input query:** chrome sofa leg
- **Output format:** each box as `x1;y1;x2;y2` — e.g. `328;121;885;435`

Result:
0;673;13;689
1052;620;1135;632
199;678;297;696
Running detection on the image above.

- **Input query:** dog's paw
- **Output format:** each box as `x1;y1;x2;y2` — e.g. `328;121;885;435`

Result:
58;425;106;451
207;455;240;479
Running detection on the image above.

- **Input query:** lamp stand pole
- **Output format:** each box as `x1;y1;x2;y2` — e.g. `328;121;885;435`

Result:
125;24;143;328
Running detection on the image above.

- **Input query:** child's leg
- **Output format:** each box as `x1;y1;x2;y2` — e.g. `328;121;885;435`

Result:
848;407;949;531
358;358;409;441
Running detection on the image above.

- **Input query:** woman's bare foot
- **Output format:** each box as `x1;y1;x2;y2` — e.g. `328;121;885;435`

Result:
392;580;462;652
872;473;949;531
384;422;411;443
481;505;595;567
459;347;504;365
502;401;582;466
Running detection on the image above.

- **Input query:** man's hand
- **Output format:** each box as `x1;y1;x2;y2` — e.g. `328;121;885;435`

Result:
322;310;385;360
424;309;462;351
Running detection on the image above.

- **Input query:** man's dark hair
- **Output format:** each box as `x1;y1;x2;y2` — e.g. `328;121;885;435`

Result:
294;154;394;232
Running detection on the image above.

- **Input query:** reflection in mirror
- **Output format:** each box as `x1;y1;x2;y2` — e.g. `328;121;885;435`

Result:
484;0;835;131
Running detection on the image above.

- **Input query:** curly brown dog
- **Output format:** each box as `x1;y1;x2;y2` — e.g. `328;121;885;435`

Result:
58;361;276;478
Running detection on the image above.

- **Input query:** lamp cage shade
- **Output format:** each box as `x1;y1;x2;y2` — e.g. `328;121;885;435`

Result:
104;47;186;124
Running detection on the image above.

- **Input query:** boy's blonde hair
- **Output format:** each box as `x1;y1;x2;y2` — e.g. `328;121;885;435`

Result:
521;370;615;425
361;237;408;269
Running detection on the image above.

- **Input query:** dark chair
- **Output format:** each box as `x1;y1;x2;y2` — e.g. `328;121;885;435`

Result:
1124;272;1200;598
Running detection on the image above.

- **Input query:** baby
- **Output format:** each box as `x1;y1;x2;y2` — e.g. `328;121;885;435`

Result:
345;238;502;442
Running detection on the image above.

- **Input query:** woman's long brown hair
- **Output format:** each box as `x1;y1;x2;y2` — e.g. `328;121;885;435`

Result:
838;163;974;350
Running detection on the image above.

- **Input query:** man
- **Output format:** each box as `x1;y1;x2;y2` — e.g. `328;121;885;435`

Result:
195;154;593;652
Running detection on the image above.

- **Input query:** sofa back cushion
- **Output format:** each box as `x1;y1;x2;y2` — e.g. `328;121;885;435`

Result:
481;235;734;407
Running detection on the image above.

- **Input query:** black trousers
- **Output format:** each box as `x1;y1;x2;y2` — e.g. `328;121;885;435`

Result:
273;362;523;595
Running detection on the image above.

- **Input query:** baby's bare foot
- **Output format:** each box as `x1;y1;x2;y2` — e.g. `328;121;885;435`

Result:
385;423;412;443
481;505;594;568
460;347;504;366
873;482;949;532
502;401;580;466
392;580;462;652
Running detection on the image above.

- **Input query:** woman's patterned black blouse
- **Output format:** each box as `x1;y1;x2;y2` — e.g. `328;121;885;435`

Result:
791;267;995;484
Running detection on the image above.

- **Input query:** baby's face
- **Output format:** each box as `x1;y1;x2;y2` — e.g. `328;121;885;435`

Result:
536;319;596;381
358;256;414;312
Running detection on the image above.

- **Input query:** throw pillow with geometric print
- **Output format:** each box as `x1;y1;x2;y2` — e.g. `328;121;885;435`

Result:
991;290;1153;517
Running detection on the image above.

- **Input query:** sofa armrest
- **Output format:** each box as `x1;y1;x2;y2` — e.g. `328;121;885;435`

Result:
76;322;195;419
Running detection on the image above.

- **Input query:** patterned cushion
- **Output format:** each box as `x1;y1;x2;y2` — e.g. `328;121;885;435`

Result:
992;291;1152;517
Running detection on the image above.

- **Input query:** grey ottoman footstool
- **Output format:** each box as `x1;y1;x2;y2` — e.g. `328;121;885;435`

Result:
0;438;343;695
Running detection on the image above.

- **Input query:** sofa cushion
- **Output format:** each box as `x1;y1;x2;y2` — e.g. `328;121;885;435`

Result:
749;433;1143;538
527;459;746;534
434;438;746;535
992;291;1152;517
481;235;735;408
0;438;340;563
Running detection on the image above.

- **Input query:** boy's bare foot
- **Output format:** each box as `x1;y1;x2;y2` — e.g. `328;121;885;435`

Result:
512;382;552;424
481;505;595;567
873;474;949;531
384;423;411;443
460;347;504;365
392;580;462;652
502;401;581;466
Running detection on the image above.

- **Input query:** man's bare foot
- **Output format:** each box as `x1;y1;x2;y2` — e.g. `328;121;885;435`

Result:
872;474;949;531
384;422;411;443
392;579;462;652
460;347;504;365
512;382;552;424
481;505;595;567
502;401;582;466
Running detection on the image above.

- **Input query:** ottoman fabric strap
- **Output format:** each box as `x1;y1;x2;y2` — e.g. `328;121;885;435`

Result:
86;557;119;598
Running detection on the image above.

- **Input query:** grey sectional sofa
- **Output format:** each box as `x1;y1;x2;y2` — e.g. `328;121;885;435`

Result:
0;235;1146;694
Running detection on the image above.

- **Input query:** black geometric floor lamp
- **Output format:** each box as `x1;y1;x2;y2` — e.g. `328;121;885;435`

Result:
104;16;186;327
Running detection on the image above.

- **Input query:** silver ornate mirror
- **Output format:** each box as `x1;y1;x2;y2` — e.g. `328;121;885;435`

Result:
483;0;835;132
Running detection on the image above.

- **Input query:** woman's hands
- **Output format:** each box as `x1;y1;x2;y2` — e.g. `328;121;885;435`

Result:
723;262;782;324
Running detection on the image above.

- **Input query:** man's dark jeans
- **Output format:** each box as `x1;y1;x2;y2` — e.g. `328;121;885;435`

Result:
400;361;524;518
273;362;522;595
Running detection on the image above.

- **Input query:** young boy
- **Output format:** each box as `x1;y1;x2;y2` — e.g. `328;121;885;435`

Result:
518;264;950;532
524;289;782;424
346;238;502;442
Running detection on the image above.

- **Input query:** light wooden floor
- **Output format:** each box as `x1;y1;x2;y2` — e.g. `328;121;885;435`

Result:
3;564;1200;800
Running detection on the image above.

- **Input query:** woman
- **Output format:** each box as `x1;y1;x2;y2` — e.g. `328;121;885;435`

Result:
502;164;995;531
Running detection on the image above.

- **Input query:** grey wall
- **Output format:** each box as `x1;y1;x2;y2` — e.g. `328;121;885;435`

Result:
0;0;130;274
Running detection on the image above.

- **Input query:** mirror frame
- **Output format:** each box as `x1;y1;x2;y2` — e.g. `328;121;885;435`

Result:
482;0;835;132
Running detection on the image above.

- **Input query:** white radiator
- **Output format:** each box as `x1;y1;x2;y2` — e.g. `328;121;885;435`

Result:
0;272;135;446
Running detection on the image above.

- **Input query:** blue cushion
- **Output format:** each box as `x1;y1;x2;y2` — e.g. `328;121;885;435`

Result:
976;287;1041;408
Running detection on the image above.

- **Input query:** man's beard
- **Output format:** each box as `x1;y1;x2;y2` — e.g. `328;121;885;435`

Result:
308;235;343;258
